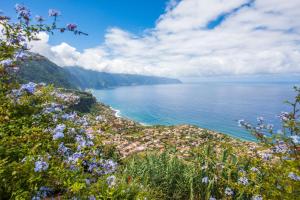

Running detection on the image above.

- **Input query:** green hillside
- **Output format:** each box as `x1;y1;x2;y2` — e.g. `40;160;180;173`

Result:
17;54;182;89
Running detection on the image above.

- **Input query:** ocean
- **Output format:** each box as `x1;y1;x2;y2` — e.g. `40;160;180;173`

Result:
92;82;298;141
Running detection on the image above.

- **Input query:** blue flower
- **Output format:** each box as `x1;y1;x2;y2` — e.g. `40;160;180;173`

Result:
101;159;118;174
53;132;64;140
288;172;300;181
34;160;48;172
21;82;37;94
0;59;13;67
252;195;263;200
15;51;27;60
238;176;249;185
35;15;44;22
34;186;53;198
89;196;96;200
68;152;83;163
58;142;69;155
106;175;116;187
290;135;300;144
48;9;60;17
15;4;30;21
261;153;272;161
53;124;65;139
250;167;260;173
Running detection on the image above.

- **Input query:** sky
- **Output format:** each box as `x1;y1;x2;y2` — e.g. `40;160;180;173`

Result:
1;0;300;80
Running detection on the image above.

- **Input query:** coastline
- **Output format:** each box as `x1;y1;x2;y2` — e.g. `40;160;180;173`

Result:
110;106;122;118
106;104;252;142
93;101;257;158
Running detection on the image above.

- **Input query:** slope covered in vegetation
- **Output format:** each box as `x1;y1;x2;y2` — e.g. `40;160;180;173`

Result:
16;54;181;90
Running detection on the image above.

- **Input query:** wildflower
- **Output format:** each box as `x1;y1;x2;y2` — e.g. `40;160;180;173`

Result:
85;179;91;185
202;176;209;184
58;142;69;155
35;15;44;22
48;9;60;17
96;115;103;121
260;153;272;161
89;196;96;200
15;51;27;60
62;112;77;121
278;111;289;121
290;135;300;144
21;82;37;94
67;23;77;31
0;59;13;67
76;135;87;150
43;103;64;114
34;160;49;172
101;159;118;174
238;176;249;185
15;4;26;12
106;175;116;187
209;197;216;200
53;131;64;139
252;195;263;200
68;152;83;163
88;162;98;172
225;187;234;196
54;124;66;132
15;4;30;20
288;172;300;181
53;124;65;139
250;167;260;173
273;141;288;153
34;186;53;198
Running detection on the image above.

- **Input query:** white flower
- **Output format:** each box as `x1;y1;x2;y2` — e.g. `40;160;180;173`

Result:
106;175;116;187
288;172;300;181
238;176;249;185
225;187;233;196
252;195;263;200
202;176;209;184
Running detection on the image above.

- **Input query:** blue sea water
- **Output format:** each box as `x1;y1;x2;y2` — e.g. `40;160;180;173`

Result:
92;83;298;141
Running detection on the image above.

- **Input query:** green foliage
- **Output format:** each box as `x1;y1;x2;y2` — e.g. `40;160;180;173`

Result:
123;145;300;200
16;54;77;89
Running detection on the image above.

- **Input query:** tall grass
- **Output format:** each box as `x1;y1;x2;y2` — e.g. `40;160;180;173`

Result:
123;145;299;200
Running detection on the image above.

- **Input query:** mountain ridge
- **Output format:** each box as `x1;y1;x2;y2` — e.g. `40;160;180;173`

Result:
16;53;182;89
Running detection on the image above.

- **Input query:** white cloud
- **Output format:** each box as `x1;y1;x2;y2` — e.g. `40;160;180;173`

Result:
30;0;300;78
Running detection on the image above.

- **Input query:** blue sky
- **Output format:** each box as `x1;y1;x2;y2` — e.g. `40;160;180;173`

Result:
1;0;168;51
1;0;300;79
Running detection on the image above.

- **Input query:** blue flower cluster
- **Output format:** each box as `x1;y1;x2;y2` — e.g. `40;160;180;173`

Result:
34;159;49;172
